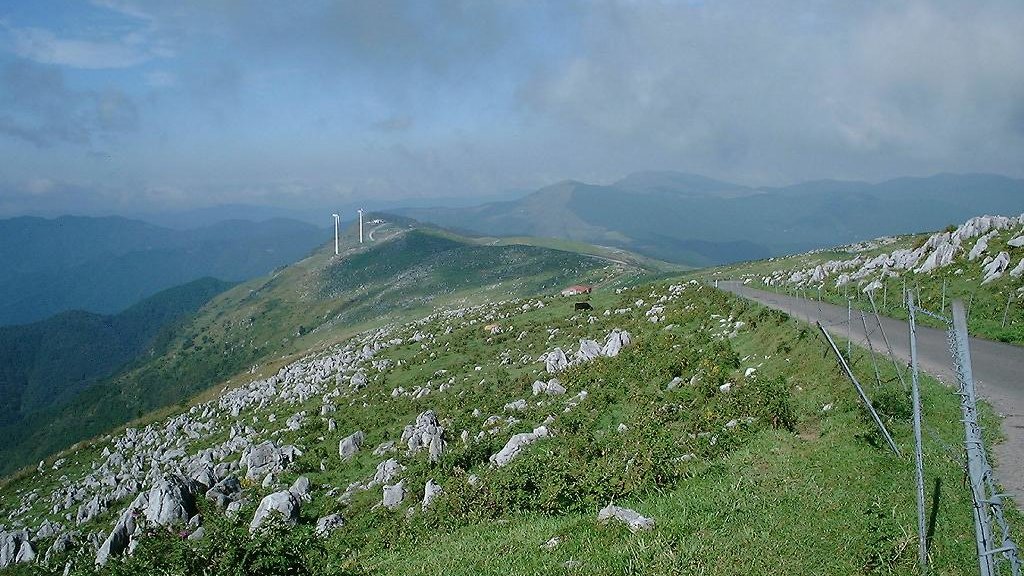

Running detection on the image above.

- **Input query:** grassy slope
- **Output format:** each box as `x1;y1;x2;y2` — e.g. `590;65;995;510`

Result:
702;229;1024;345
3;278;1016;575
0;226;624;476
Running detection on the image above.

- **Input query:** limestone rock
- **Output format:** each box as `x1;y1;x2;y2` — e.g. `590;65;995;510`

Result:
244;441;301;481
544;348;569;373
601;330;631;357
597;504;654;532
490;426;548;467
574;339;602;363
983;251;1011;284
290;476;311;502
504;399;528;412
382;481;405;510
45;532;76;561
205;476;242;510
315;514;345;537
250;491;300;532
371;459;405;487
532;379;566;396
401;411;446;463
421;479;442;510
339;431;366;460
143;475;197;526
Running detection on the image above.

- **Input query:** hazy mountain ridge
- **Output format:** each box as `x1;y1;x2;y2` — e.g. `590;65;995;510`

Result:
396;172;1024;266
0;216;328;326
0;277;234;428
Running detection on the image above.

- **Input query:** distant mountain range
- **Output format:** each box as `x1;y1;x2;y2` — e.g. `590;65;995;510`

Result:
0;277;233;430
0;215;327;325
394;172;1024;266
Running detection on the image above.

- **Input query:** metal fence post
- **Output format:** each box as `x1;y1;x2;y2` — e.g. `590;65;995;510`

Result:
950;300;1021;576
908;293;928;572
818;322;901;456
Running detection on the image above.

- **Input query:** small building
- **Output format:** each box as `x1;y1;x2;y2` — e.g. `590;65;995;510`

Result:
560;284;593;297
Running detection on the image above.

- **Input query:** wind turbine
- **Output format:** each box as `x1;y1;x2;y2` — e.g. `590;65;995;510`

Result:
332;213;340;255
357;209;364;244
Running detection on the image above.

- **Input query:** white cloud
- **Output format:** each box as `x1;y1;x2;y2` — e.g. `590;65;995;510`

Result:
10;27;159;69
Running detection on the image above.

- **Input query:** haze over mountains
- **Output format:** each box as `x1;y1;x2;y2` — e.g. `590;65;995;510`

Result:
0;216;327;326
0;277;232;430
396;172;1024;266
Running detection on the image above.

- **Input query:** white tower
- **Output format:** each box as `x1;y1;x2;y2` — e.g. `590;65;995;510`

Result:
332;213;340;255
357;209;364;244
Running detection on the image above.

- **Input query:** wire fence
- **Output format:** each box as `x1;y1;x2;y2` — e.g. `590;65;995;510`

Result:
722;280;1022;575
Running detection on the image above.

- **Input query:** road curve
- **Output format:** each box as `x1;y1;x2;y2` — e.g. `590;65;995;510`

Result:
719;281;1024;504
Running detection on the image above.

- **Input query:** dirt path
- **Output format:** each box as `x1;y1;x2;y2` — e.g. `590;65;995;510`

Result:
719;281;1024;505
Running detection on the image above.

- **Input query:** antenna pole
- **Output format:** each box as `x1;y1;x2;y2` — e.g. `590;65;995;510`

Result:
358;209;364;244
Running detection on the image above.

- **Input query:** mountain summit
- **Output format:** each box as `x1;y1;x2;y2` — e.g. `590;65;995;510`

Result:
396;172;1024;266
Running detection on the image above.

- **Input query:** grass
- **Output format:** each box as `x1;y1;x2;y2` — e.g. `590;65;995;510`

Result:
3;278;1016;575
0;225;624;476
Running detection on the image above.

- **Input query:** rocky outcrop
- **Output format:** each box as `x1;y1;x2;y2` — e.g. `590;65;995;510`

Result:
315;514;345;537
490;426;549;467
601;329;631;357
290;476;311;502
382;481;405;510
339;431;366;460
206;476;242;510
532;378;566;396
544;348;569;373
244;441;301;481
983;251;1011;284
573;339;602;363
422;480;442;510
541;329;632;373
370;459;405;487
597;504;655;532
144;475;198;526
0;530;33;569
401;411;445;463
250;490;301;532
96;475;198;565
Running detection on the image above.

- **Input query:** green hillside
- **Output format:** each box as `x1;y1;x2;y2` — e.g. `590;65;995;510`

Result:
0;224;630;475
0;274;1014;575
0;277;234;427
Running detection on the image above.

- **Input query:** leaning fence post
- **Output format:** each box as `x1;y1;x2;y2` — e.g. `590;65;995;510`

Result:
817;321;901;456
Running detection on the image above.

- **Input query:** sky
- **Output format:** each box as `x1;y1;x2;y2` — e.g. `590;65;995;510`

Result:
1;0;1023;218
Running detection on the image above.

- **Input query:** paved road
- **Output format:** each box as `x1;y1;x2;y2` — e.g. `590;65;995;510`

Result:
719;281;1024;503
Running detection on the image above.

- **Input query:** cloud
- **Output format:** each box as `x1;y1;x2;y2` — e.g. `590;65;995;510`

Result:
519;0;1024;183
0;61;139;147
9;26;157;69
2;0;1024;218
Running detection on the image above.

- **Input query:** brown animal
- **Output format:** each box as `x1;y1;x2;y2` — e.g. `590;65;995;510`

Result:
574;302;593;311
